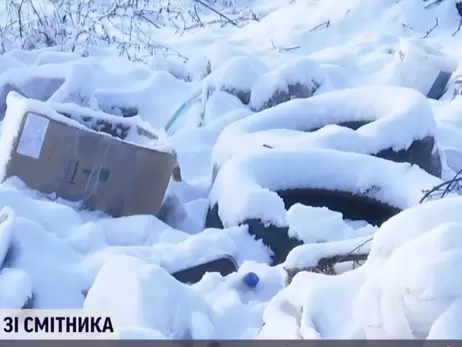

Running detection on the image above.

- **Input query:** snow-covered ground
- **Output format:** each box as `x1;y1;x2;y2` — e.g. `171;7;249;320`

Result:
2;0;462;340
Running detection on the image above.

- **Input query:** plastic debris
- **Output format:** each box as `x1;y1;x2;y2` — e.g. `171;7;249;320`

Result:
242;272;260;288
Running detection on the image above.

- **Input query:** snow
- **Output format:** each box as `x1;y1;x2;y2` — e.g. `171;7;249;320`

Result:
286;204;376;244
149;55;189;82
262;197;462;339
187;41;246;81
0;206;14;268
94;70;197;131
207;55;268;104
0;61;96;117
84;255;215;339
434;96;462;171
0;267;33;309
0;0;461;340
426;298;462;339
283;236;372;272
365;196;462;271
260;270;365;339
357;220;462;338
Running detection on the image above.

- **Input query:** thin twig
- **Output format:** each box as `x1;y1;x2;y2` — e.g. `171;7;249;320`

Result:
330;237;372;267
452;18;462;36
424;0;444;10
422;17;439;39
309;20;330;32
269;39;301;52
285;237;372;283
420;168;462;204
193;0;240;27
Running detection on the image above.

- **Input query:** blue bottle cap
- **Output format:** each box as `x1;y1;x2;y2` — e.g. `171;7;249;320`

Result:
242;272;259;288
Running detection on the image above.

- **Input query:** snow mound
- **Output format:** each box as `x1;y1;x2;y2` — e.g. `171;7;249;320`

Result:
33;51;83;66
365;196;462;272
172;107;253;151
434;97;462;171
149;55;189;82
152;225;268;273
84;255;216;339
0;178;269;312
3;47;63;66
170;107;253;182
321;64;354;90
285;204;376;244
260;269;365;339
0;55;25;75
0;181;83;239
0;61;95;118
284;236;372;272
0;206;14;268
187;41;245;81
203;91;249;125
213;86;437;170
94;70;196;130
70;213;189;250
0;267;33;309
6;215;84;308
426;298;462;339
208;55;268;105
0;53;201;134
210;148;443;227
263;199;462;340
78;225;270;285
356;221;462;338
250;57;332;111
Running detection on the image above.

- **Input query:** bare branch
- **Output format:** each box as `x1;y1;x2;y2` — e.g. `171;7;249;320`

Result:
309;20;330;32
421;17;439;39
420;168;462;204
452;17;462;36
193;0;240;27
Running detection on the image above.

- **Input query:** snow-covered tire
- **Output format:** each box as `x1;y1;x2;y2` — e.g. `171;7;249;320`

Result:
249;57;332;111
212;86;442;180
206;149;443;265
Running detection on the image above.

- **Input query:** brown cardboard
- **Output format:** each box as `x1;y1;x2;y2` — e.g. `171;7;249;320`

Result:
0;108;177;217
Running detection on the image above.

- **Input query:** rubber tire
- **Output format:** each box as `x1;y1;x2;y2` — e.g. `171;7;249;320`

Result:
213;87;443;180
206;189;400;265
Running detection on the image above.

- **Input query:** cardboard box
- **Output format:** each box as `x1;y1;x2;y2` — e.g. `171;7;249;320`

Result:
0;92;177;217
